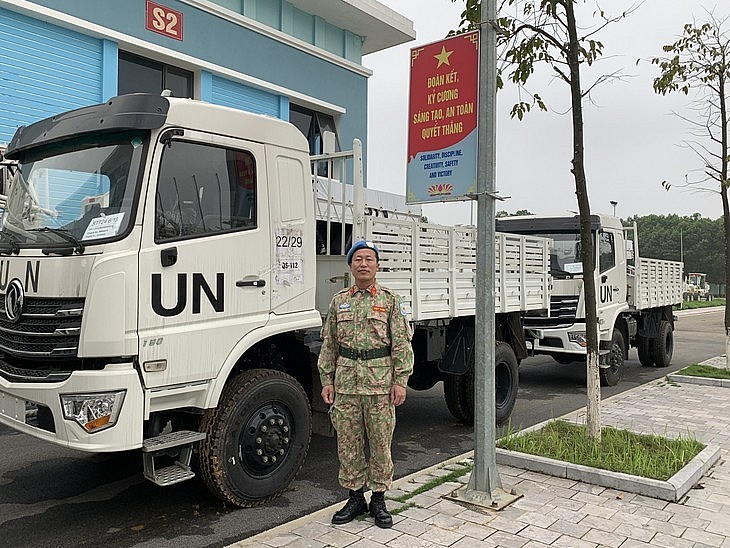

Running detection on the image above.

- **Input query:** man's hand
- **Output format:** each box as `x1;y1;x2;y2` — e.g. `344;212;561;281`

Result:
321;384;335;405
391;384;407;406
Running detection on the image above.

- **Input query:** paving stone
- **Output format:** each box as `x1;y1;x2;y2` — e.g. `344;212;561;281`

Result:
581;528;626;548
682;527;726;547
518;524;561;545
316;528;361;547
391;517;431;537
416;526;465;546
551;534;597;548
386;534;437;548
358;524;402;544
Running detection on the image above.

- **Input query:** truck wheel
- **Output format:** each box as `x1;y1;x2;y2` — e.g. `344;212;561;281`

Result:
637;335;654;367
443;369;473;424
652;321;674;368
199;369;311;507
494;342;519;425
599;329;624;387
443;342;518;425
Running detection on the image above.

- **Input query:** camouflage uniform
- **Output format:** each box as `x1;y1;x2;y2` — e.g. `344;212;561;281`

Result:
317;282;414;492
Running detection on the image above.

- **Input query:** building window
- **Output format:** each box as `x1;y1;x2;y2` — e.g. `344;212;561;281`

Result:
118;51;193;98
290;104;340;155
155;140;257;242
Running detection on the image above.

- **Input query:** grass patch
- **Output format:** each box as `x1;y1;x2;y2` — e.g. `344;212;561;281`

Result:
677;298;725;310
677;363;730;379
497;420;704;481
389;464;472;504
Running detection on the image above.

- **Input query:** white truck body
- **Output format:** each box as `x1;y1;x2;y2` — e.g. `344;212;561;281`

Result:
496;214;683;384
0;95;550;506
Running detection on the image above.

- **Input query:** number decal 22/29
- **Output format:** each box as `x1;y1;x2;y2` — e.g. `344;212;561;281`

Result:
276;234;303;248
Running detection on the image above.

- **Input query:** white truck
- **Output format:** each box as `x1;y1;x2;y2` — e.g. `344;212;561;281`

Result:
0;94;550;507
496;214;684;385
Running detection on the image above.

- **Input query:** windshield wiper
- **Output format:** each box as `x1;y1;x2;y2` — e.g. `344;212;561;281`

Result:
0;231;21;256
30;227;85;255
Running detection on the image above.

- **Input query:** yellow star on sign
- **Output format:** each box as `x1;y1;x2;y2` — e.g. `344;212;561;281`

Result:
434;46;453;68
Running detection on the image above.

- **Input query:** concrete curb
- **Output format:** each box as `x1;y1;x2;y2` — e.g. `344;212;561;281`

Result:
496;443;721;502
667;373;730;388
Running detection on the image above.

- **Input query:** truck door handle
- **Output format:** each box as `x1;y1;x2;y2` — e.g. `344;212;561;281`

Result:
161;247;177;267
236;279;266;288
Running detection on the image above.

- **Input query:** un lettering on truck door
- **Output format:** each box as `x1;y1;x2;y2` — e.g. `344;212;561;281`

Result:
138;131;271;388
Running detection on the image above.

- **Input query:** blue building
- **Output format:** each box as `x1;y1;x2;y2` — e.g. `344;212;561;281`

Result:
0;0;414;159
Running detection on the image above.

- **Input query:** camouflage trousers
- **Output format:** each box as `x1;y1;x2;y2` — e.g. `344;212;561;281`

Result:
331;393;395;492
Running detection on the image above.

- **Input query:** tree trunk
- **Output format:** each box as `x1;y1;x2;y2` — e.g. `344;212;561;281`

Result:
565;2;601;442
719;74;730;369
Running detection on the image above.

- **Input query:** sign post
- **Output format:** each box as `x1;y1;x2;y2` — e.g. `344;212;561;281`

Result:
446;1;520;510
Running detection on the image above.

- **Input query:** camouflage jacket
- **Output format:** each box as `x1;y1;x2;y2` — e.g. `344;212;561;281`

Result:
317;282;414;395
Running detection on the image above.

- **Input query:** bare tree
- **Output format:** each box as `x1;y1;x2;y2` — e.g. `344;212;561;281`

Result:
652;12;730;367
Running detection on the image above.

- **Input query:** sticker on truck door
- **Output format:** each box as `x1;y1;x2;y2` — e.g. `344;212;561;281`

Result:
275;228;303;285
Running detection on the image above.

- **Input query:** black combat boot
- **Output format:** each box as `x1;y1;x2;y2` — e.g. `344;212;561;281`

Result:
369;491;393;528
331;488;368;525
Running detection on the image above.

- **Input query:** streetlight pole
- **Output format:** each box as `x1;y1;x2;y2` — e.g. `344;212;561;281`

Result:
610;200;617;216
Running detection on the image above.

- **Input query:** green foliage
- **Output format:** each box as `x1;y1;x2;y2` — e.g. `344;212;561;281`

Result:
677;363;730;379
496;208;534;217
498;420;704;481
624;214;725;283
452;0;614;119
652;21;730;97
679;298;726;309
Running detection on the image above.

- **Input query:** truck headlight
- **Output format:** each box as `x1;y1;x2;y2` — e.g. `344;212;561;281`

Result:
568;331;588;347
61;391;126;433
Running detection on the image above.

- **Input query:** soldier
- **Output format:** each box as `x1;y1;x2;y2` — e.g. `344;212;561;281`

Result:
317;239;414;529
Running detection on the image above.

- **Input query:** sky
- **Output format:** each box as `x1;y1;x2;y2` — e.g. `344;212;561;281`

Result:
364;0;726;225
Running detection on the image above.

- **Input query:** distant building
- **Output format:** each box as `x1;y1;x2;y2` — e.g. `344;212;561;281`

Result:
0;0;414;159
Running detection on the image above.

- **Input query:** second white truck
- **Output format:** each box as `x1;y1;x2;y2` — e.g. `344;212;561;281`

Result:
496;214;684;385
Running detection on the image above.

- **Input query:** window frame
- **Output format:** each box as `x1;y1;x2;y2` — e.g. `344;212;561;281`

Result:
154;138;258;244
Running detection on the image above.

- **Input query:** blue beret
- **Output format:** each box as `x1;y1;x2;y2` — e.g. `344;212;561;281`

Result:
347;239;379;265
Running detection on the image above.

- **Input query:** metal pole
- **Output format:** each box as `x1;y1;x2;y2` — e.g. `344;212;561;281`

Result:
451;0;518;509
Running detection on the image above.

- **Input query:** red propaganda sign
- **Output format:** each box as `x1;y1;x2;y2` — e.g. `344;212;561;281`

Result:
145;1;184;41
406;31;479;203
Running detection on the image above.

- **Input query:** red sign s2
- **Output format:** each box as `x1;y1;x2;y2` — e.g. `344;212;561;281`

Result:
145;0;184;41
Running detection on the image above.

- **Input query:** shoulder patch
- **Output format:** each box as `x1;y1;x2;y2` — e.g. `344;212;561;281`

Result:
400;302;408;317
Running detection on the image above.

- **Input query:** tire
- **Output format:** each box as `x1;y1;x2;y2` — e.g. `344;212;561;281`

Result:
494;342;519;425
652;320;674;368
637;335;654;367
199;369;311;507
552;353;576;365
443;342;519;426
599;329;625;387
443;369;472;424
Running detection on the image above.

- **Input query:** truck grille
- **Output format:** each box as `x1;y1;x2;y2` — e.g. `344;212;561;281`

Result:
0;295;84;358
550;295;578;320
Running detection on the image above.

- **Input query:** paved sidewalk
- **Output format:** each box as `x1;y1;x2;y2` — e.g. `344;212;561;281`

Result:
232;359;730;548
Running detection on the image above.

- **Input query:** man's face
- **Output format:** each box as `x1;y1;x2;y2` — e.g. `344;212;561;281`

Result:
350;248;379;288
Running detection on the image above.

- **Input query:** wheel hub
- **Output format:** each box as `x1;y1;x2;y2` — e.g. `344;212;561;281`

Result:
240;404;292;475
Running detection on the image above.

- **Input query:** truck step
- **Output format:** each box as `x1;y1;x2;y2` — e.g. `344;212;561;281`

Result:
142;430;206;487
142;430;206;452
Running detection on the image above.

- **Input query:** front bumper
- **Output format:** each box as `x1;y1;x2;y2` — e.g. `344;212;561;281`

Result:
527;326;611;357
0;362;144;452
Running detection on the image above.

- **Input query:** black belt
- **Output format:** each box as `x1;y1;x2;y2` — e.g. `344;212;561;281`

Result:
338;346;391;360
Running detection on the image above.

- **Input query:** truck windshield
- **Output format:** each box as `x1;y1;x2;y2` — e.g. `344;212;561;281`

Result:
0;131;146;249
539;232;596;278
